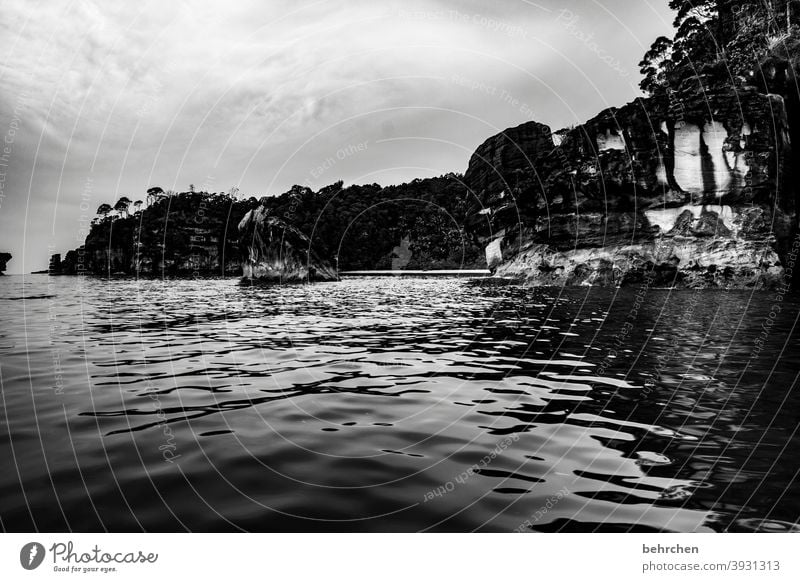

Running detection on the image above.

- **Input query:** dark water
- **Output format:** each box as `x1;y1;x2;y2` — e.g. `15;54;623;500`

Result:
1;274;799;532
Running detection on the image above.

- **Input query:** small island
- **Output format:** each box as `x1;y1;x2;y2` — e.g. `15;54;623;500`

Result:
0;252;11;275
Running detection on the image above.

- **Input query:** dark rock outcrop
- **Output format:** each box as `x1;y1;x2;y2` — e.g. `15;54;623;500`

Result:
465;86;796;288
238;205;337;282
0;252;10;274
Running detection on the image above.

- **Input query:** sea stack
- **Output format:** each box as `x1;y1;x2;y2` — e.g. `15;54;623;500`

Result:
0;252;11;274
238;204;337;282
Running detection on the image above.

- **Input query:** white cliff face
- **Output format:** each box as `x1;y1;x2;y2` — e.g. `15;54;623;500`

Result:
596;129;626;152
466;89;792;290
485;237;504;270
656;154;669;186
672;122;705;193
703;121;732;194
656;121;750;194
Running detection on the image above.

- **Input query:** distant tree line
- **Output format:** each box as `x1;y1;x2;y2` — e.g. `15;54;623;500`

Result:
58;174;486;276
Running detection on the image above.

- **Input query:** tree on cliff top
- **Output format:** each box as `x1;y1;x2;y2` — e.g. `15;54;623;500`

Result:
669;0;716;28
146;187;165;206
96;203;112;219
641;0;800;95
639;36;674;95
114;197;132;218
640;2;720;95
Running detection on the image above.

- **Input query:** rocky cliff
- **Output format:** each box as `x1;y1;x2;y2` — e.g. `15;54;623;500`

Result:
238;205;337;282
464;85;797;288
53;2;799;287
461;0;800;288
54;191;252;277
235;179;484;280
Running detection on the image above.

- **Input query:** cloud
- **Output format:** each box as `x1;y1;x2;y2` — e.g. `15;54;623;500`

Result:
0;0;673;272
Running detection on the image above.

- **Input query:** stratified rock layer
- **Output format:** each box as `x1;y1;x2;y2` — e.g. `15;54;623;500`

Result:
465;87;796;288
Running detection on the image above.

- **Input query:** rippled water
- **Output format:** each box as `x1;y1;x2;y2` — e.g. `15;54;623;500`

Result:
1;274;799;532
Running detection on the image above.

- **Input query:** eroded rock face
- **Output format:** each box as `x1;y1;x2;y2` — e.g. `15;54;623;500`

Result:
494;208;784;289
238;205;336;282
0;252;10;274
465;88;796;288
464;121;555;226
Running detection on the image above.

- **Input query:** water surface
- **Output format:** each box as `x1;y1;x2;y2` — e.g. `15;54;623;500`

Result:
1;274;798;532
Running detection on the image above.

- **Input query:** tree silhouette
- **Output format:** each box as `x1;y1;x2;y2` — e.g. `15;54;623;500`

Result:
146;187;165;206
669;0;716;28
96;203;113;219
639;36;674;94
638;1;722;96
114;197;132;218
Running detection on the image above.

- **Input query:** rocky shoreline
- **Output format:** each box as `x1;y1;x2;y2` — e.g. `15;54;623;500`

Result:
50;2;800;289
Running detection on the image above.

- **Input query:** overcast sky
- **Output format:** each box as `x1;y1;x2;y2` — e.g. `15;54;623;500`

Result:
0;0;673;273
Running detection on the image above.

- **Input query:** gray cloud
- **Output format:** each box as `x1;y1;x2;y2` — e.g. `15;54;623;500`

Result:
0;0;672;272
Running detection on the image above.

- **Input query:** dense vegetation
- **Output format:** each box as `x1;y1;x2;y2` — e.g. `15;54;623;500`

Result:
56;1;800;277
258;176;482;270
58;187;255;276
58;175;485;276
639;0;800;97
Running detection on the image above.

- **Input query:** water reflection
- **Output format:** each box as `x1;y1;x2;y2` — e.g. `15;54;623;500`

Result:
0;275;798;532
